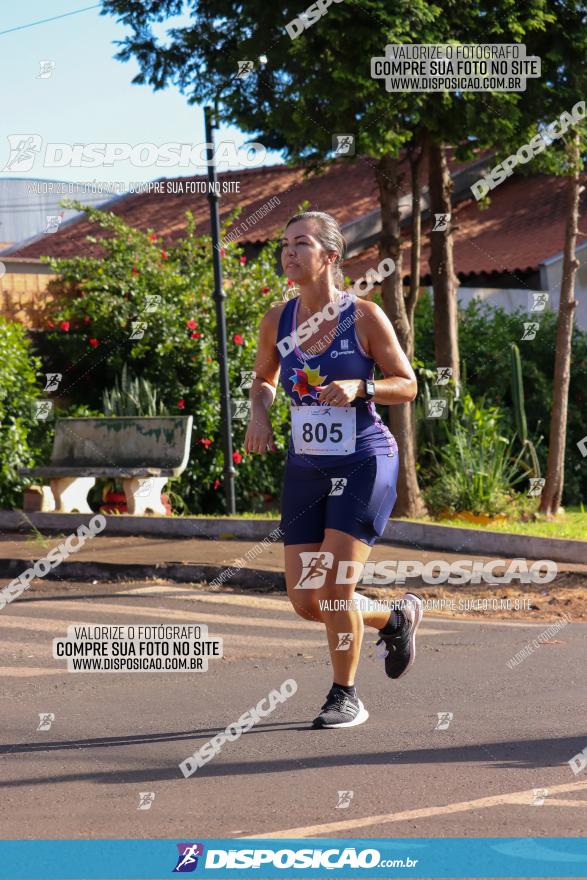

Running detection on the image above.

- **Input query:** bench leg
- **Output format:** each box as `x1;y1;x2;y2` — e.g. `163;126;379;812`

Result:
123;477;168;515
50;477;95;514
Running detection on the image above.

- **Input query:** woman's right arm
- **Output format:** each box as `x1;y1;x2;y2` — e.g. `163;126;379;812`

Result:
244;307;282;455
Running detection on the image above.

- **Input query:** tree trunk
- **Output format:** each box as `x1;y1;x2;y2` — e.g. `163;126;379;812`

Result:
376;152;427;518
407;130;425;340
539;132;580;517
428;140;460;385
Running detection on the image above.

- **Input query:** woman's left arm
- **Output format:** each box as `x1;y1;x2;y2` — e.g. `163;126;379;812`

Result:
356;299;417;404
316;300;417;406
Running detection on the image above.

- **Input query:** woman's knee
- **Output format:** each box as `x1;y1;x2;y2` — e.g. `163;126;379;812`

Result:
287;591;322;622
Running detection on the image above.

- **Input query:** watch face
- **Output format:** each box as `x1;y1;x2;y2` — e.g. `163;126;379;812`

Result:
366;380;375;397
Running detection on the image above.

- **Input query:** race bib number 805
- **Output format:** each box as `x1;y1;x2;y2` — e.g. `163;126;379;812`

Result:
291;405;356;455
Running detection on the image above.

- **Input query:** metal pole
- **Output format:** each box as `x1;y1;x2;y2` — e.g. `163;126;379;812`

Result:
204;104;236;514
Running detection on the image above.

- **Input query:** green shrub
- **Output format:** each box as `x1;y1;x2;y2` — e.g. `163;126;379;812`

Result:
0;317;47;508
422;391;528;516
413;291;587;506
38;201;290;514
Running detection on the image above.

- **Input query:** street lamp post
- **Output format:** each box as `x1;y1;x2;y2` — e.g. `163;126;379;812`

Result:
204;103;236;515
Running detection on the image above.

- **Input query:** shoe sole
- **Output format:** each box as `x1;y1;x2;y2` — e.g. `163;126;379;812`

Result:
313;700;369;729
394;592;423;679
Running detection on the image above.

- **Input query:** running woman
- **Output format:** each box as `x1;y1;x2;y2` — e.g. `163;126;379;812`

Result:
244;211;423;729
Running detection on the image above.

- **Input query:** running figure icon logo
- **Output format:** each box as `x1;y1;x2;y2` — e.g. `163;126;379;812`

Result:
336;633;353;651
336;790;354;808
37;713;55;731
173;843;204;872
294;551;334;589
329;477;347;496
434;712;454;731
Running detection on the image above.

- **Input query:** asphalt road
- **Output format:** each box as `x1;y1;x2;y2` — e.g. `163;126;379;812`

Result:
1;580;586;842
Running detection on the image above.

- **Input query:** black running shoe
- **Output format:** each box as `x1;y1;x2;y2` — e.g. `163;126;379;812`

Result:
376;592;423;679
312;687;369;729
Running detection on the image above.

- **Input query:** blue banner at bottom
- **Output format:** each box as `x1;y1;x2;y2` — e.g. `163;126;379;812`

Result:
1;838;587;879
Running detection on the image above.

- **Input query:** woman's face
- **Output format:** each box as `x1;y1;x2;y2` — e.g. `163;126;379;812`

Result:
280;219;335;285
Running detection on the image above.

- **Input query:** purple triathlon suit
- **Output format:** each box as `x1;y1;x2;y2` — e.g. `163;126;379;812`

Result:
276;291;400;546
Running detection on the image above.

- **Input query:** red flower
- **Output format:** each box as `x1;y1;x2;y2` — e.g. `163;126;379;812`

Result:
148;233;157;241
261;286;270;294
199;438;212;449
83;316;92;324
132;266;139;276
240;256;247;265
232;451;243;465
220;248;226;258
89;338;99;347
191;332;203;339
232;333;244;345
186;319;198;330
178;399;186;410
47;320;55;329
287;279;294;287
213;478;221;490
160;249;169;260
60;321;70;332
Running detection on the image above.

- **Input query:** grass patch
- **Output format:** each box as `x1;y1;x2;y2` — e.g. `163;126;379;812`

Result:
398;508;587;541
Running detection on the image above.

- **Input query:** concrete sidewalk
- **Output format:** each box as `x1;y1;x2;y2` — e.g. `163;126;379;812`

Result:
0;533;585;590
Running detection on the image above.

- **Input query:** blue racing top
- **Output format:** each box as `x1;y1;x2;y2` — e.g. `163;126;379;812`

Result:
276;292;398;467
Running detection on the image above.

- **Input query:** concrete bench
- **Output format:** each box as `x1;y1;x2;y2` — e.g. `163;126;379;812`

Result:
19;416;193;515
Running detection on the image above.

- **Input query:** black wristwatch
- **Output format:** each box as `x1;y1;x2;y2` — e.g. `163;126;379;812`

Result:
363;379;375;400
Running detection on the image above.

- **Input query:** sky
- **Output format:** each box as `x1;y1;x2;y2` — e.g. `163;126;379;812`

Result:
0;1;283;186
